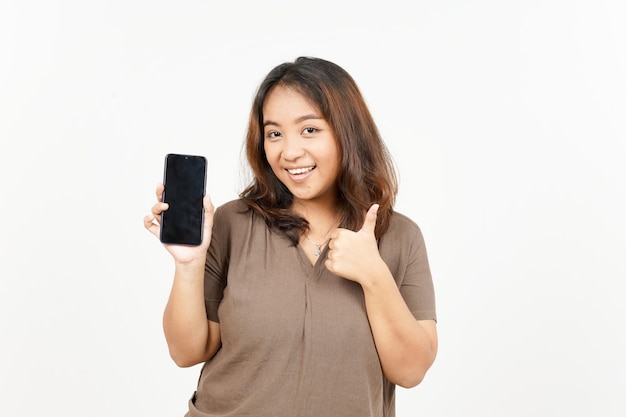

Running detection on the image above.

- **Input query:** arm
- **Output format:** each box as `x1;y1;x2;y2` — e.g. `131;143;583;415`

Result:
360;272;437;387
144;183;222;367
325;204;437;387
162;260;222;367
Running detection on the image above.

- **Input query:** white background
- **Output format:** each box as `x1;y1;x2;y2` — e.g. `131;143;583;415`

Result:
1;1;625;416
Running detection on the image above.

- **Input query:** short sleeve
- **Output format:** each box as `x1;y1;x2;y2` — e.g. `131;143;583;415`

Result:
204;204;230;322
379;213;437;322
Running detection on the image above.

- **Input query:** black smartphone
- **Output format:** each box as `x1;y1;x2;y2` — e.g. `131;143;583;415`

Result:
160;153;207;246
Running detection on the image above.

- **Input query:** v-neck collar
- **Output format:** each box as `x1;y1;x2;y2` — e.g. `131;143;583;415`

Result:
296;242;328;270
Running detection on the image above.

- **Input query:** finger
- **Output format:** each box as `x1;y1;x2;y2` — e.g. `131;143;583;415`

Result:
151;202;168;217
327;229;339;249
155;183;164;203
143;214;154;230
143;214;160;237
328;227;349;248
203;194;214;214
324;258;332;273
202;195;215;229
359;204;379;235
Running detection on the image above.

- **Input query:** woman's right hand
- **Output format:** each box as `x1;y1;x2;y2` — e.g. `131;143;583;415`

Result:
143;183;215;266
146;183;221;366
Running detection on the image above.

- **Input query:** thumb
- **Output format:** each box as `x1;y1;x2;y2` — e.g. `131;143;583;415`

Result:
359;204;379;235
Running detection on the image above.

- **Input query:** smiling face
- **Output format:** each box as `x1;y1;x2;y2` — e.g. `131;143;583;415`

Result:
263;85;341;207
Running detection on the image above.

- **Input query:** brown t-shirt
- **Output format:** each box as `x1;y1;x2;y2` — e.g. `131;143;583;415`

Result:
187;199;436;417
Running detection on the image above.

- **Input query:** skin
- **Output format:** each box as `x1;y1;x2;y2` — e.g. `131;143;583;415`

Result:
144;85;438;387
264;86;437;387
144;185;221;367
262;85;342;244
325;204;438;387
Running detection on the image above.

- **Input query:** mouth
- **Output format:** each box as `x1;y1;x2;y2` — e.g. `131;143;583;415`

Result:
287;166;315;175
285;166;316;181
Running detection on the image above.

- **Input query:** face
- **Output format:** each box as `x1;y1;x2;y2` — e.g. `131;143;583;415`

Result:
263;85;341;206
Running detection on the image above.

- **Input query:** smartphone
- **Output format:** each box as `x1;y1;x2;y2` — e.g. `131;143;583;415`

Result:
160;153;207;246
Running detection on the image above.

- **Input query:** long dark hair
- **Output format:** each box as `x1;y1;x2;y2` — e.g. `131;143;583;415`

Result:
240;56;398;245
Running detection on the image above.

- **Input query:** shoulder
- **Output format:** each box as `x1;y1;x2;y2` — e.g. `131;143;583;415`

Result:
379;210;431;285
379;211;428;263
213;198;270;233
214;198;250;218
209;199;254;257
211;199;252;235
385;211;425;242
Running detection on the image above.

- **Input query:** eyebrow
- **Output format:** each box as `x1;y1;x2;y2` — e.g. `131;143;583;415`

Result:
263;114;324;128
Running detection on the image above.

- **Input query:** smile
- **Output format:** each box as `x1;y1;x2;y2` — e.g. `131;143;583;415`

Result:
287;166;315;175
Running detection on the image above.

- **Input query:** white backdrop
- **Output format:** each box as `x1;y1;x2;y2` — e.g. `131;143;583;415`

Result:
1;1;625;416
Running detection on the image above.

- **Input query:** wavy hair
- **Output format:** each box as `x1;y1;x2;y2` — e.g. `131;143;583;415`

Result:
240;57;398;245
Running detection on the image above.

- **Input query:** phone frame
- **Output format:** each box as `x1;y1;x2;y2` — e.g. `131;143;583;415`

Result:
159;153;207;246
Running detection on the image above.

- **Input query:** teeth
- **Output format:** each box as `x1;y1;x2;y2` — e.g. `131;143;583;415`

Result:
288;167;314;175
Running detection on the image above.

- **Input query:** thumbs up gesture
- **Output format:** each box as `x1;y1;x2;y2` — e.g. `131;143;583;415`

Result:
325;204;388;285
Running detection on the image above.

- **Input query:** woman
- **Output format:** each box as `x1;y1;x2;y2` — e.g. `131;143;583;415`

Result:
144;56;437;417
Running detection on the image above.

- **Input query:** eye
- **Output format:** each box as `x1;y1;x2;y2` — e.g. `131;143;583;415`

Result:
302;127;318;135
265;131;282;141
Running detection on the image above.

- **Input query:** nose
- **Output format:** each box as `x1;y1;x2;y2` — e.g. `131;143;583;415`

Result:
281;135;305;161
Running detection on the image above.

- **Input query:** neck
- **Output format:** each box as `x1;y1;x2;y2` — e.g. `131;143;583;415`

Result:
302;214;338;250
293;195;338;219
292;196;341;243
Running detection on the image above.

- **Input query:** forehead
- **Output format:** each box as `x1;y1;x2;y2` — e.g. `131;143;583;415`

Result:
263;85;321;120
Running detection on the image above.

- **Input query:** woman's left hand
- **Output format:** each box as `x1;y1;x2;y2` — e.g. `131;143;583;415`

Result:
324;204;388;285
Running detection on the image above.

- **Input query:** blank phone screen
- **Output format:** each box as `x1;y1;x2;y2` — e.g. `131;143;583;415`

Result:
160;153;206;245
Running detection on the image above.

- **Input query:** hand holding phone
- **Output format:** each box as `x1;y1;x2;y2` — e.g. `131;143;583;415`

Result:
160;153;207;246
